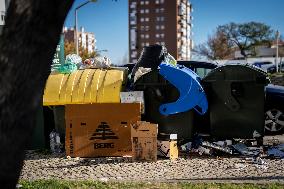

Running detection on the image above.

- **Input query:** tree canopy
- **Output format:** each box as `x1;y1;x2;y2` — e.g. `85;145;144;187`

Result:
218;22;274;58
64;41;100;61
194;22;275;60
194;30;234;60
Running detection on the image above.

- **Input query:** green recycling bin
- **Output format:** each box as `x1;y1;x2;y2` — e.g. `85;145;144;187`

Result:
202;64;269;139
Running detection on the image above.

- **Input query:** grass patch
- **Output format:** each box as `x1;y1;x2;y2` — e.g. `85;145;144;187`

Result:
19;180;284;189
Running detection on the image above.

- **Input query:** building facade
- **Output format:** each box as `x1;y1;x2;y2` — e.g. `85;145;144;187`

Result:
0;0;10;33
63;27;96;54
128;0;193;64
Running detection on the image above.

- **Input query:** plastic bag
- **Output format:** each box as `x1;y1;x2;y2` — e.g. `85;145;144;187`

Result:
57;54;81;74
79;56;111;69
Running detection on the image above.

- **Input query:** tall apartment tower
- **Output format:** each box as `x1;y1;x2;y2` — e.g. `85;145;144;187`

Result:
129;0;193;64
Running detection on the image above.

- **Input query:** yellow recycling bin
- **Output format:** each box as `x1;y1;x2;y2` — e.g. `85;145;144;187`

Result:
43;68;126;105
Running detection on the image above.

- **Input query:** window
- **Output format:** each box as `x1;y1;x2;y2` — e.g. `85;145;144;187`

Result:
155;34;160;38
140;10;145;14
145;42;150;46
141;42;145;47
161;25;165;30
131;51;137;58
145;34;150;39
160;33;165;38
140;26;145;31
140;18;145;22
156;17;165;22
141;34;145;38
145;9;149;14
145;25;150;31
132;59;137;63
145;17;149;22
160;8;165;13
196;68;213;79
145;1;149;5
155;0;164;4
130;2;137;9
155;9;159;13
156;25;160;30
140;1;144;5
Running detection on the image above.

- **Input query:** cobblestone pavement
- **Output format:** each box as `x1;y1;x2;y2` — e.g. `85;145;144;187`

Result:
20;135;284;183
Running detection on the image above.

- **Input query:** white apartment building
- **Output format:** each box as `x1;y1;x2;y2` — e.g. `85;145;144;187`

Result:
63;27;96;54
0;0;6;32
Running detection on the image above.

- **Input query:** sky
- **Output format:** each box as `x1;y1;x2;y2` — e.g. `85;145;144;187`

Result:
64;0;284;64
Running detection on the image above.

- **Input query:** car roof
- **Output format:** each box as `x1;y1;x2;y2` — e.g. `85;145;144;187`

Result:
177;60;218;69
253;61;273;65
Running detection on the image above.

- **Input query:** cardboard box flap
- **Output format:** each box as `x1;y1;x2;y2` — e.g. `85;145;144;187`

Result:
131;121;158;138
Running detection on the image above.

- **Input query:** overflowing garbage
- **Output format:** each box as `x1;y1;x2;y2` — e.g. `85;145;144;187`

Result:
57;54;81;74
79;56;111;69
43;44;283;167
54;53;112;74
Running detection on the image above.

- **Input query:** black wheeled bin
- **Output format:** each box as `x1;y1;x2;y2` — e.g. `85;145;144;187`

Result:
133;70;195;141
202;64;269;139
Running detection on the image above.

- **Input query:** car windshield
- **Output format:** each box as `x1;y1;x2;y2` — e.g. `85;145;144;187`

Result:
196;68;214;78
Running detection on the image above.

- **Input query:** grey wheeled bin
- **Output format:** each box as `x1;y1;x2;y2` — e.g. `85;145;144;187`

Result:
202;64;269;139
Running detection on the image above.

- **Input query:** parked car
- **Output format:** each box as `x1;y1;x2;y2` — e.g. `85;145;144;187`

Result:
265;84;284;133
177;60;218;78
252;61;274;72
266;63;284;73
178;61;284;134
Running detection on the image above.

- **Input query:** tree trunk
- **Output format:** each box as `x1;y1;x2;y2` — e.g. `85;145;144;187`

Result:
0;0;74;188
240;49;247;59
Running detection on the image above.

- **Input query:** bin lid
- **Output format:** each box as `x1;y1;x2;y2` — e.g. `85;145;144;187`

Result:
203;64;269;83
43;68;126;106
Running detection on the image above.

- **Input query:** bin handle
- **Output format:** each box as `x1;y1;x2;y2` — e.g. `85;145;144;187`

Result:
224;95;240;112
158;63;208;115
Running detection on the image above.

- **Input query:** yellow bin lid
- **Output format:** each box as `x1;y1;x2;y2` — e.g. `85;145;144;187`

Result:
43;68;126;106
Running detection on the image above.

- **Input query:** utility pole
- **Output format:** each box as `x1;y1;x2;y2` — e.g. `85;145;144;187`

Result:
74;0;97;55
276;30;280;73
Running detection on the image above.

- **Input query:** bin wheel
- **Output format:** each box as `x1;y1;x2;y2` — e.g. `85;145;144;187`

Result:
265;109;284;133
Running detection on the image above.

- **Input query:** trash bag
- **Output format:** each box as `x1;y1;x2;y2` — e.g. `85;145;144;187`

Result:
66;54;82;65
79;56;111;69
131;44;177;84
57;54;81;74
131;44;167;81
57;63;77;74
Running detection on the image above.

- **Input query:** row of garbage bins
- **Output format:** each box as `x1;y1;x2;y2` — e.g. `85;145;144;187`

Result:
31;44;269;152
130;44;268;142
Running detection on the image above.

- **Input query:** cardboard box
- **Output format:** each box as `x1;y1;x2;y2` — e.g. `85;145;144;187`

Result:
120;91;145;114
131;121;158;162
65;103;141;157
157;138;179;160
